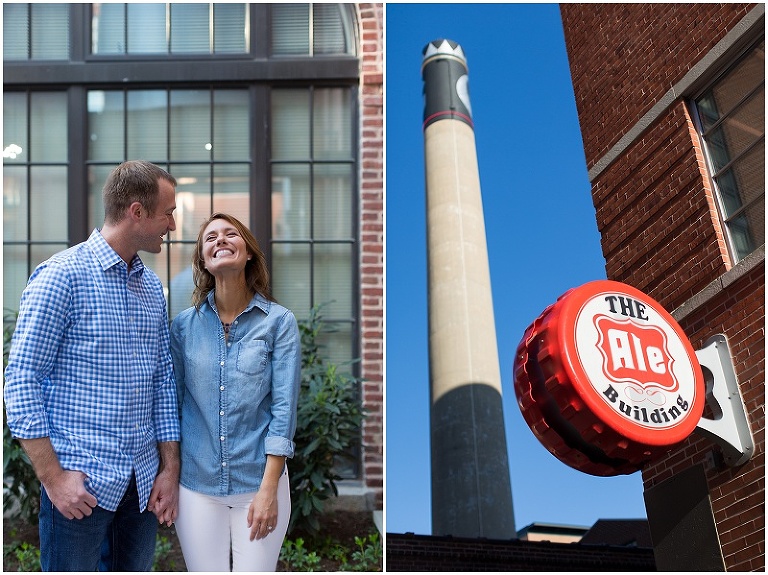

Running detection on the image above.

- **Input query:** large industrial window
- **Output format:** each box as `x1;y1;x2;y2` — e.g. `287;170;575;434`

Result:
271;87;355;366
692;39;765;263
3;3;360;381
3;92;69;312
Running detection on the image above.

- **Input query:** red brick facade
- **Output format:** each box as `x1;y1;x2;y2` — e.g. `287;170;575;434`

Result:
561;4;764;571
357;3;384;509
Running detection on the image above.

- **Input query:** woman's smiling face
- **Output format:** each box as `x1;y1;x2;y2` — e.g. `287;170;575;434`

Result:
202;218;251;277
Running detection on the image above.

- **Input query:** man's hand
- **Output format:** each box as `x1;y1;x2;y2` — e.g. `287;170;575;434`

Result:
148;441;180;526
18;437;98;520
148;469;179;526
44;469;98;520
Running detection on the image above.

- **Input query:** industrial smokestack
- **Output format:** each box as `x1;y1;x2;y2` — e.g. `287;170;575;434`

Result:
422;38;516;539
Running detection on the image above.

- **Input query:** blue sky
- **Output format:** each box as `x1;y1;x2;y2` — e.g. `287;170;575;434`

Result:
385;3;648;536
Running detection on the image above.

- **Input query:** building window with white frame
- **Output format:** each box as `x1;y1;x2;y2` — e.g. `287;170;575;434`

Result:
692;38;765;263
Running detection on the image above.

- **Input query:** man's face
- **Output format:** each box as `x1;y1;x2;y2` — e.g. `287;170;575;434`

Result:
138;179;176;254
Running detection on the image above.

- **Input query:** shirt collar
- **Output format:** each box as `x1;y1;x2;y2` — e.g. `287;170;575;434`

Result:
206;289;271;316
88;229;145;275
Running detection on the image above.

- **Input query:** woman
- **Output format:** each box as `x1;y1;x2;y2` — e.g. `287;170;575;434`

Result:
170;213;300;571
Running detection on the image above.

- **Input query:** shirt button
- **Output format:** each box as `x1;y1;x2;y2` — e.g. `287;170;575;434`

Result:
222;462;227;467
220;436;225;441
220;361;225;366
220;410;224;416
220;386;225;391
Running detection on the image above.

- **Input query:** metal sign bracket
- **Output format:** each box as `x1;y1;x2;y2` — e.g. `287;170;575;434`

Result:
694;334;754;467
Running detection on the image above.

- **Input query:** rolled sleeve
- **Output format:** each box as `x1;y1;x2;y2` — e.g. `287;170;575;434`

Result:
265;435;295;458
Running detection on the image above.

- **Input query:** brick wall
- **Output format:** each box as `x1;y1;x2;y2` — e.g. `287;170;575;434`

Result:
561;3;755;170
357;3;384;509
590;102;728;310
560;3;765;571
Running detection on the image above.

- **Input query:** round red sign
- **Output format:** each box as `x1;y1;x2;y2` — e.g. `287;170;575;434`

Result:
514;280;705;476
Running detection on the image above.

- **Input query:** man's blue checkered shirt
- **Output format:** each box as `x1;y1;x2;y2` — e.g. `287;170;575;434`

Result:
4;230;180;512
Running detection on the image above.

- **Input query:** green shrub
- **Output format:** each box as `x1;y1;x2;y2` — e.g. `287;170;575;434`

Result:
347;532;382;571
3;539;41;572
279;537;322;571
289;305;367;536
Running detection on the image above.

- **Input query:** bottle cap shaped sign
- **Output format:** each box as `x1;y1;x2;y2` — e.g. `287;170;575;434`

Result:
514;280;705;476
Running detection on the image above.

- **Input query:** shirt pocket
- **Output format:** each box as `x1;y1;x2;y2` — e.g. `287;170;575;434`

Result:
236;339;271;376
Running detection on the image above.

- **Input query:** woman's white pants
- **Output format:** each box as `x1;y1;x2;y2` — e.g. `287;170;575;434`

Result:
175;469;291;572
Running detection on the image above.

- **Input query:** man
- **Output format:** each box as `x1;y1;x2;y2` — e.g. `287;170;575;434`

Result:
4;160;181;571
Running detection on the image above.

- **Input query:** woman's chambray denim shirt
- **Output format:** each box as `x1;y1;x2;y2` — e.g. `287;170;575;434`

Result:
169;290;300;496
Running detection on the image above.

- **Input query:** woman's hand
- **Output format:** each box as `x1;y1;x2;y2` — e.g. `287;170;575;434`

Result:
247;454;286;540
247;486;279;541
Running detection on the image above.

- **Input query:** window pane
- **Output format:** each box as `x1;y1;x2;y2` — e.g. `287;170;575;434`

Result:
316;321;353;370
314;164;352;239
140;251;166;285
30;166;67;242
4;245;28;316
314;88;353;160
314;3;347;55
271;89;310;160
271;4;309;56
3;167;28;242
315;243;352;317
213;90;249;160
88;91;125;162
707;90;764;174
128;91;168;162
168;242;196;318
729;197;765;261
92;3;126;55
171;164;213;240
170;91;211;161
212;163;250;225
89;164;112;231
171;3;210;54
272;164;310;240
4;93;28;164
717;143;765;218
31;4;69;60
128;3;167;54
699;44;764;132
272;243;310;317
3;4;29;60
214;3;246;54
30;93;67;162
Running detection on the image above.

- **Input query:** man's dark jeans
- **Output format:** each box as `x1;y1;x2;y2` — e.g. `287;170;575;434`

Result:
39;474;158;571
